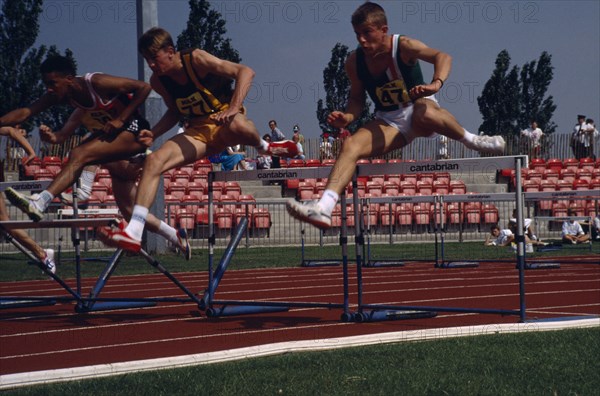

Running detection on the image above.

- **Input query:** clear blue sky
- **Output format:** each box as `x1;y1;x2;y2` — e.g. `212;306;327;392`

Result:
35;0;600;139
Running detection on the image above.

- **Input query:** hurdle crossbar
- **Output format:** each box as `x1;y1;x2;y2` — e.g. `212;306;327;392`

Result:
0;180;51;192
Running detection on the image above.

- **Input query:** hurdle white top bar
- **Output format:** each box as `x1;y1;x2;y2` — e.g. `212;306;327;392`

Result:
0;180;51;192
58;208;121;217
525;189;600;201
211;166;333;182
0;218;118;230
357;155;528;177
359;192;515;205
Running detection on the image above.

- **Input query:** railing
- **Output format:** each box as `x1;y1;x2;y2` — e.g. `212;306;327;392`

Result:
2;133;598;173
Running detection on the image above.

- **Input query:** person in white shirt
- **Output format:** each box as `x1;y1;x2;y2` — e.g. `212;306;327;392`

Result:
562;209;590;244
484;225;514;246
520;120;544;159
583;118;599;159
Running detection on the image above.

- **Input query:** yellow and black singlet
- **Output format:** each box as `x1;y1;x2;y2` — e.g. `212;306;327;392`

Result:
159;48;232;118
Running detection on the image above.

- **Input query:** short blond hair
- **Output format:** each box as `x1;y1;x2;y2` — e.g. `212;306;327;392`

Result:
138;27;175;57
351;2;387;27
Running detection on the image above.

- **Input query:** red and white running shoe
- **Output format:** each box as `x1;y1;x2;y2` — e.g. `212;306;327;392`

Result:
260;140;299;158
97;219;141;253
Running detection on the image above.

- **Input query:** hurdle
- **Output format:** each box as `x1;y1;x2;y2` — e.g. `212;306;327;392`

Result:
202;167;352;320
349;155;530;322
0;218;118;308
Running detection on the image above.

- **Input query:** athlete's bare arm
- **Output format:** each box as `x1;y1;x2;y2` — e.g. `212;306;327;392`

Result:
0;95;60;127
327;51;367;128
400;36;452;99
191;49;255;125
137;75;180;147
39;108;86;144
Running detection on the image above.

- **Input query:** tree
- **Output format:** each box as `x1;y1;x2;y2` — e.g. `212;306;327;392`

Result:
518;51;557;134
316;43;372;135
0;0;44;130
477;50;521;137
0;0;76;132
478;50;557;138
176;0;241;63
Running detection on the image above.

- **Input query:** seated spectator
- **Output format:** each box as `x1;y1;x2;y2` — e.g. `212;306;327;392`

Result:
484;225;514;247
256;134;273;170
593;214;600;241
292;133;305;160
219;145;250;171
508;209;541;242
562;209;590;244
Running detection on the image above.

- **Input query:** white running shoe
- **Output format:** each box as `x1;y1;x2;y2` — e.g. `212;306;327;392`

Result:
5;188;44;222
286;199;332;230
59;188;90;207
43;249;56;274
467;135;506;155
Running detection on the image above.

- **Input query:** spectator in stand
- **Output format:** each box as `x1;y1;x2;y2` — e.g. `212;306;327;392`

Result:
520;120;544;160
219;145;250;171
1;125;36;165
256;134;273;170
268;119;286;168
292;132;305;160
562;208;590;244
583;118;599;159
292;124;304;145
319;133;333;160
571;115;587;159
436;135;449;160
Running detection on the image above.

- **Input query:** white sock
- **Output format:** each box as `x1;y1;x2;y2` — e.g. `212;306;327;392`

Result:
460;129;476;144
35;191;54;211
318;189;339;215
79;169;96;198
126;205;149;241
156;221;179;245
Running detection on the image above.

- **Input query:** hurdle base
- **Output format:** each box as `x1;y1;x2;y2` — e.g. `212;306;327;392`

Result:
355;310;438;322
76;301;157;313
437;261;480;269
301;260;341;267
0;298;56;309
525;262;561;270
364;260;405;268
206;305;290;317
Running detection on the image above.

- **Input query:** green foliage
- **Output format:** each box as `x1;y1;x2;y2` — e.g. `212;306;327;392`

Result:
316;43;372;135
518;51;557;134
0;0;44;130
478;50;556;137
176;0;241;63
0;0;78;133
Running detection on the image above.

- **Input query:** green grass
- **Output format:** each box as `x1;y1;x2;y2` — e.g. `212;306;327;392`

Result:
2;240;597;282
4;328;599;395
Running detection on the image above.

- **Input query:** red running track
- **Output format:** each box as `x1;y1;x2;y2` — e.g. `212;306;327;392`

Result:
1;259;599;377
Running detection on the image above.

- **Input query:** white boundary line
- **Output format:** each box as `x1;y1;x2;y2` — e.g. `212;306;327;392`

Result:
1;317;597;390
